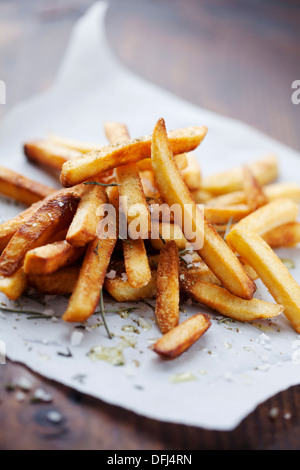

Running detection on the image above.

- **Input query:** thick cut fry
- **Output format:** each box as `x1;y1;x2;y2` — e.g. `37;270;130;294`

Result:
152;314;211;358
28;265;79;295
243;166;268;211
201;154;278;195
208;182;300;206
155;241;180;334
105;122;151;283
66;183;108;247
263;222;300;248
182;276;284;322
151;118;255;300
60;125;208;187
24;240;85;275
0;200;44;253
181;152;202;190
0;190;80;276
105;270;157;302
123;238;152;288
0;166;55;205
204;204;252;225
105;122;151;239
62;236;117;322
0;268;27;300
226;198;299;246
24;140;82;171
228;228;300;333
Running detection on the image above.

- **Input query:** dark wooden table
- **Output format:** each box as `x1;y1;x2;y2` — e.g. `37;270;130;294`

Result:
1;0;300;450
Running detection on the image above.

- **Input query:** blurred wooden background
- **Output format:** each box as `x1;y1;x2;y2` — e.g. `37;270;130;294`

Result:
0;0;300;450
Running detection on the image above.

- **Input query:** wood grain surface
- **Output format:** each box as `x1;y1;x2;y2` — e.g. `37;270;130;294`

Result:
0;0;300;450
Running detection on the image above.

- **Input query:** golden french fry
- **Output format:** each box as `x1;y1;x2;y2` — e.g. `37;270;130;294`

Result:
105;122;151;284
243;166;268;211
104;269;157;302
24;240;85;275
151;313;211;358
0;268;27;300
62;236;117;322
140;170;159;198
60;125;208;187
181;152;202;190
66;183;108;247
204;204;252;225
0;166;55;205
0;200;44;253
28;265;79;295
151;118;255;300
155;240;180;334
123;238;152;288
24;140;82;171
201;154;278;195
226;198;299;245
227;228;300;333
208;182;300;206
0;189;81;276
182;276;284;322
263;222;300;248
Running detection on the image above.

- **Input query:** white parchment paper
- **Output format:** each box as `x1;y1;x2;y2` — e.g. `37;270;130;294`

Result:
1;1;300;431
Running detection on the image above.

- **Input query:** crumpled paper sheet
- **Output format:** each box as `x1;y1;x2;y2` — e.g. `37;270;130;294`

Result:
1;1;300;431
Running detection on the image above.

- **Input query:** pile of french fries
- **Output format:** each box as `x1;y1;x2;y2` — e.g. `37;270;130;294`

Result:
1;117;300;359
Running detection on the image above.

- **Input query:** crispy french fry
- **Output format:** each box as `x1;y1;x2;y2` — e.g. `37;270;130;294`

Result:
182;276;284;322
151;118;255;300
0;166;55;205
201;154;278;195
227;228;300;333
62;236;117;322
208;182;300;206
24;140;82;171
155;241;180;334
151;313;211;358
122;238;152;288
28;265;79;295
104;269;157;302
0;200;44;253
24;241;85;275
226;198;299;245
105;122;151;239
181;152;202;190
263;222;300;248
204;204;252;225
0;268;27;300
66;183;108;247
60;125;208;187
0;189;81;276
243;165;268;211
105;122;151;286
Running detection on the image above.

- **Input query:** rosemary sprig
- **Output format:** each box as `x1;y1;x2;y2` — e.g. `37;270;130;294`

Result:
99;289;113;339
0;306;50;317
83;182;121;187
142;300;155;312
